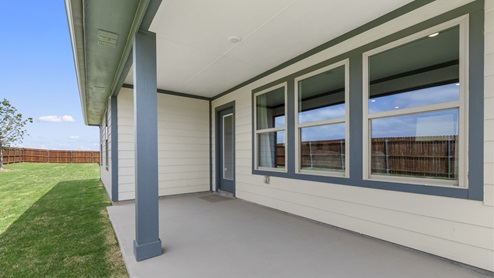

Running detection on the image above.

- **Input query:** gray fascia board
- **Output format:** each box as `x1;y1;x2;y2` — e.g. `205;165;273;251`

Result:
64;0;89;125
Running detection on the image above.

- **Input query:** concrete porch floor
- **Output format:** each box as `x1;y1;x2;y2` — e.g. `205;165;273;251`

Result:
108;193;490;278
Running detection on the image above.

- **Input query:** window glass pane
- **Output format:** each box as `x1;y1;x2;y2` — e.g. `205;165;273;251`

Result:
274;115;285;128
256;87;285;130
369;83;459;113
369;26;459;113
298;65;345;124
300;123;345;172
258;131;285;168
223;115;234;181
370;109;458;180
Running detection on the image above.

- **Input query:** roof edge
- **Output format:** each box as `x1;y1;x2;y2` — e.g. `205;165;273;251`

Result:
64;0;89;125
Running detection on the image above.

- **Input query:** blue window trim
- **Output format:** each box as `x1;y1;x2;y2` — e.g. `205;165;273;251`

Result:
252;1;484;201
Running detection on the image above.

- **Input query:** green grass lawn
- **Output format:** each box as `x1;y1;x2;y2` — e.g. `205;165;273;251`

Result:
0;163;127;278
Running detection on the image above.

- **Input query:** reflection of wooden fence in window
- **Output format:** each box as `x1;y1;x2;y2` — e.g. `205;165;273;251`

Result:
371;136;457;179
2;147;100;164
277;136;457;178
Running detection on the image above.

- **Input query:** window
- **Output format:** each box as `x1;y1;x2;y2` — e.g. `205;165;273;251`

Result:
100;126;103;166
105;112;109;171
363;16;468;187
295;60;349;176
254;83;287;171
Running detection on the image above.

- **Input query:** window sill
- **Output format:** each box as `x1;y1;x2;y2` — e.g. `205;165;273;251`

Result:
256;166;287;173
367;174;464;189
298;169;347;178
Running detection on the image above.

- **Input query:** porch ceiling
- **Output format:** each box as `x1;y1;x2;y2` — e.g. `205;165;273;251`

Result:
67;0;414;125
124;0;413;97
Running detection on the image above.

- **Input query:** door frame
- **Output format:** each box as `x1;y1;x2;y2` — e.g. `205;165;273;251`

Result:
215;101;236;196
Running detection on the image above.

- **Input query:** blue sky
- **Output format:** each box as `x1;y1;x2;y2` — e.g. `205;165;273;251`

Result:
0;1;99;150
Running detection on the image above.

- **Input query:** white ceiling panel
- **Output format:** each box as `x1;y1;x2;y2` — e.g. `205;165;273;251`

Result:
182;55;264;95
228;0;412;71
125;0;414;97
149;0;296;56
155;37;221;92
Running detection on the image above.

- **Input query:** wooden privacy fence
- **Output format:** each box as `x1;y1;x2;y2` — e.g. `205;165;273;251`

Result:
2;147;100;164
277;136;457;178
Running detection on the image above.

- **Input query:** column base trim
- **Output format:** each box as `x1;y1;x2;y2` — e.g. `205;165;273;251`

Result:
133;239;162;261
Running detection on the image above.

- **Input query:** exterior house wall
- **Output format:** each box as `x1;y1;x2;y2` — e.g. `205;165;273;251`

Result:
100;100;112;197
484;0;494;206
211;0;493;271
117;88;210;200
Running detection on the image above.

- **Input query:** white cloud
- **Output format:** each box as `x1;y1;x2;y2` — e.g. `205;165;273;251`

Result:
39;115;75;123
62;115;75;122
69;135;80;139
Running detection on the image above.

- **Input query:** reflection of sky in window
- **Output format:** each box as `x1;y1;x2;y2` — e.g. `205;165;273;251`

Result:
301;123;345;142
272;83;460;143
274;116;285;143
274;116;285;128
299;104;345;124
369;83;459;113
371;109;458;138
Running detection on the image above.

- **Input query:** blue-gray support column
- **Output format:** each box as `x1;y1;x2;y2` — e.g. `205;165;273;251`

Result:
111;96;119;202
132;30;162;261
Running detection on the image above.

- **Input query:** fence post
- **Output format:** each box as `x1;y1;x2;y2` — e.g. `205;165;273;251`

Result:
91;151;94;163
70;151;73;163
309;141;313;168
384;138;389;174
47;150;50;163
340;140;345;170
7;147;10;164
447;139;451;179
14;148;17;163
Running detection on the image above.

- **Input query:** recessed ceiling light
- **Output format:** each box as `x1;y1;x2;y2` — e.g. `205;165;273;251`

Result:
428;32;439;38
227;36;241;43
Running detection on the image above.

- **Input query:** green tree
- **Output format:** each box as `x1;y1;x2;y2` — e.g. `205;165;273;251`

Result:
0;99;32;169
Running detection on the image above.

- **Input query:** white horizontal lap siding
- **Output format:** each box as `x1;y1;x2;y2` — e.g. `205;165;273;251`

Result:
157;94;210;195
484;0;494;207
100;100;112;198
117;88;210;200
117;89;135;200
212;0;493;271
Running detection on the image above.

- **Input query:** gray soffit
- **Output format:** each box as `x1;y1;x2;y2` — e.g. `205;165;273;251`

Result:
65;0;161;125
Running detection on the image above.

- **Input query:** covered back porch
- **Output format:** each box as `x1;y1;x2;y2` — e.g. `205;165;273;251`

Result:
65;0;494;274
